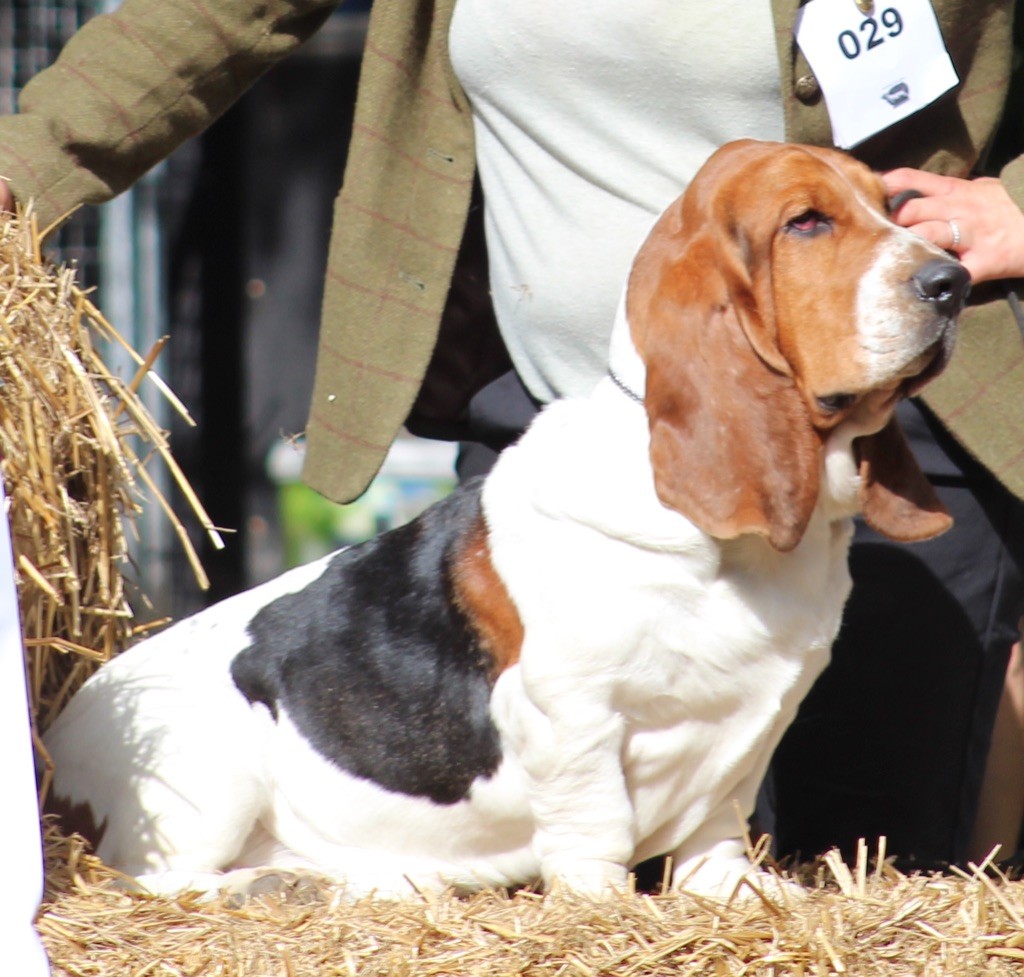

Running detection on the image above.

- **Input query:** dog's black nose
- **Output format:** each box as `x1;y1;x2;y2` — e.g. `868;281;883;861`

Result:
912;259;971;317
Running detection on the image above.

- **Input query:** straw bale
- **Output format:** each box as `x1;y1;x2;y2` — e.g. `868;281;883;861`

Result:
35;824;1024;976
0;208;219;739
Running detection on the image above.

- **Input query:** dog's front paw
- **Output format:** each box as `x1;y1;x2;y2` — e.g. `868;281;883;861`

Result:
544;857;629;898
672;840;805;905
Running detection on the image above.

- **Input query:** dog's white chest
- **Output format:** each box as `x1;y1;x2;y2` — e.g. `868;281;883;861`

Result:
479;396;854;871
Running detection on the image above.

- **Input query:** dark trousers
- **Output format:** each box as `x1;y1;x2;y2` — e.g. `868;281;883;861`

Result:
458;373;1024;868
455;370;542;480
765;401;1024;869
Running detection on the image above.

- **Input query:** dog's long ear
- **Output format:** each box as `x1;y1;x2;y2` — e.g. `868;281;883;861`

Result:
629;214;821;553
855;418;952;541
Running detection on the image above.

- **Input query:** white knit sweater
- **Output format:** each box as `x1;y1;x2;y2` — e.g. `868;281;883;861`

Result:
450;0;786;402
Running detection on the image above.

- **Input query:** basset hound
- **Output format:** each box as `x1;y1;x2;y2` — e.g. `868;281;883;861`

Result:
44;140;968;900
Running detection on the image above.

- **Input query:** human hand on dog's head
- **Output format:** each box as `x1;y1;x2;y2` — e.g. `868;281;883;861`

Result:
884;167;1024;284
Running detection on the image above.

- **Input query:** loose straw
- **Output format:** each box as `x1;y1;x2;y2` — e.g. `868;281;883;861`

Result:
0;205;216;732
36;826;1024;977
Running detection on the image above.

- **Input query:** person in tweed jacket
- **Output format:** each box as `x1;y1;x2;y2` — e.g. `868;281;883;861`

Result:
2;0;1023;870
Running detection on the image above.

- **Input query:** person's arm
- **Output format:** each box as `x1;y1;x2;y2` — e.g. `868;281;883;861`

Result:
0;0;341;229
970;638;1024;863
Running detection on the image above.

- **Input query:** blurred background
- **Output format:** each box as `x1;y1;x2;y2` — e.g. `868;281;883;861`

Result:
1;0;457;621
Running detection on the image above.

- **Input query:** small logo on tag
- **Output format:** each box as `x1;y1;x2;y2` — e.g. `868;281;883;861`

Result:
881;81;910;107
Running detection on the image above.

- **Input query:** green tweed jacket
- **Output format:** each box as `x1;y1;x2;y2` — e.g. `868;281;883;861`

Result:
0;0;1021;502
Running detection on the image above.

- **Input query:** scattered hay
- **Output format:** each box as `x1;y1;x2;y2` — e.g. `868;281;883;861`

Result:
36;826;1024;976
0;207;220;746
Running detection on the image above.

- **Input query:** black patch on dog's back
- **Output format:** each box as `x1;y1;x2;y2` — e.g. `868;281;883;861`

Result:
230;479;503;805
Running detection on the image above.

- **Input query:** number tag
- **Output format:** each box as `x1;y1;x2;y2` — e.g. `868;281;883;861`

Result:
794;0;958;148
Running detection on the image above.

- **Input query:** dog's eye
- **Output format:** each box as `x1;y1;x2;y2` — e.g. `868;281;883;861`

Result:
785;210;831;236
816;393;856;414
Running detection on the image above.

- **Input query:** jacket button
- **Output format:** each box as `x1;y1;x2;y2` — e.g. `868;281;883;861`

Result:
794;74;821;102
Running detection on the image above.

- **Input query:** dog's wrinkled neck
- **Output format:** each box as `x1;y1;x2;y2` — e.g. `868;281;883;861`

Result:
819;424;866;522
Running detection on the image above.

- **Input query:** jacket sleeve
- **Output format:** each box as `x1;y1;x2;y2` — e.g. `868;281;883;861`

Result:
1000;156;1024;215
0;0;341;229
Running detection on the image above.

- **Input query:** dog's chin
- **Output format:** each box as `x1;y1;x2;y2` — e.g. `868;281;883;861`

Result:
898;327;957;400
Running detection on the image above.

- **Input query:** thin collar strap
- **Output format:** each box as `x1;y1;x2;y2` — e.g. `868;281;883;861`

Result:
608;369;644;406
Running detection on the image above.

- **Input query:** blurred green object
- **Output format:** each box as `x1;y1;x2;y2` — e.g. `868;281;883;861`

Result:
268;436;458;568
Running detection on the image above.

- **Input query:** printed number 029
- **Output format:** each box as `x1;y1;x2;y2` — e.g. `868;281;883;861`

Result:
838;8;904;59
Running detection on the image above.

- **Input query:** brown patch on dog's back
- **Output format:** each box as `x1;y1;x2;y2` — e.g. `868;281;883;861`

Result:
451;514;524;677
46;791;107;852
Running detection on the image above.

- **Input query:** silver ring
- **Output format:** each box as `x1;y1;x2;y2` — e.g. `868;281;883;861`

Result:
948;218;961;250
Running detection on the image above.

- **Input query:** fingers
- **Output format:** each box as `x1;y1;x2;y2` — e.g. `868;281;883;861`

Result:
883;167;960;199
899;217;965;254
884;171;970;268
881;168;1024;283
888;184;968;231
0;180;12;214
889;194;968;253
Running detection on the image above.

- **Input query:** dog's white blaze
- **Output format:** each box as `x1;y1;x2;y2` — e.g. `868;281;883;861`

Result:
855;224;949;385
